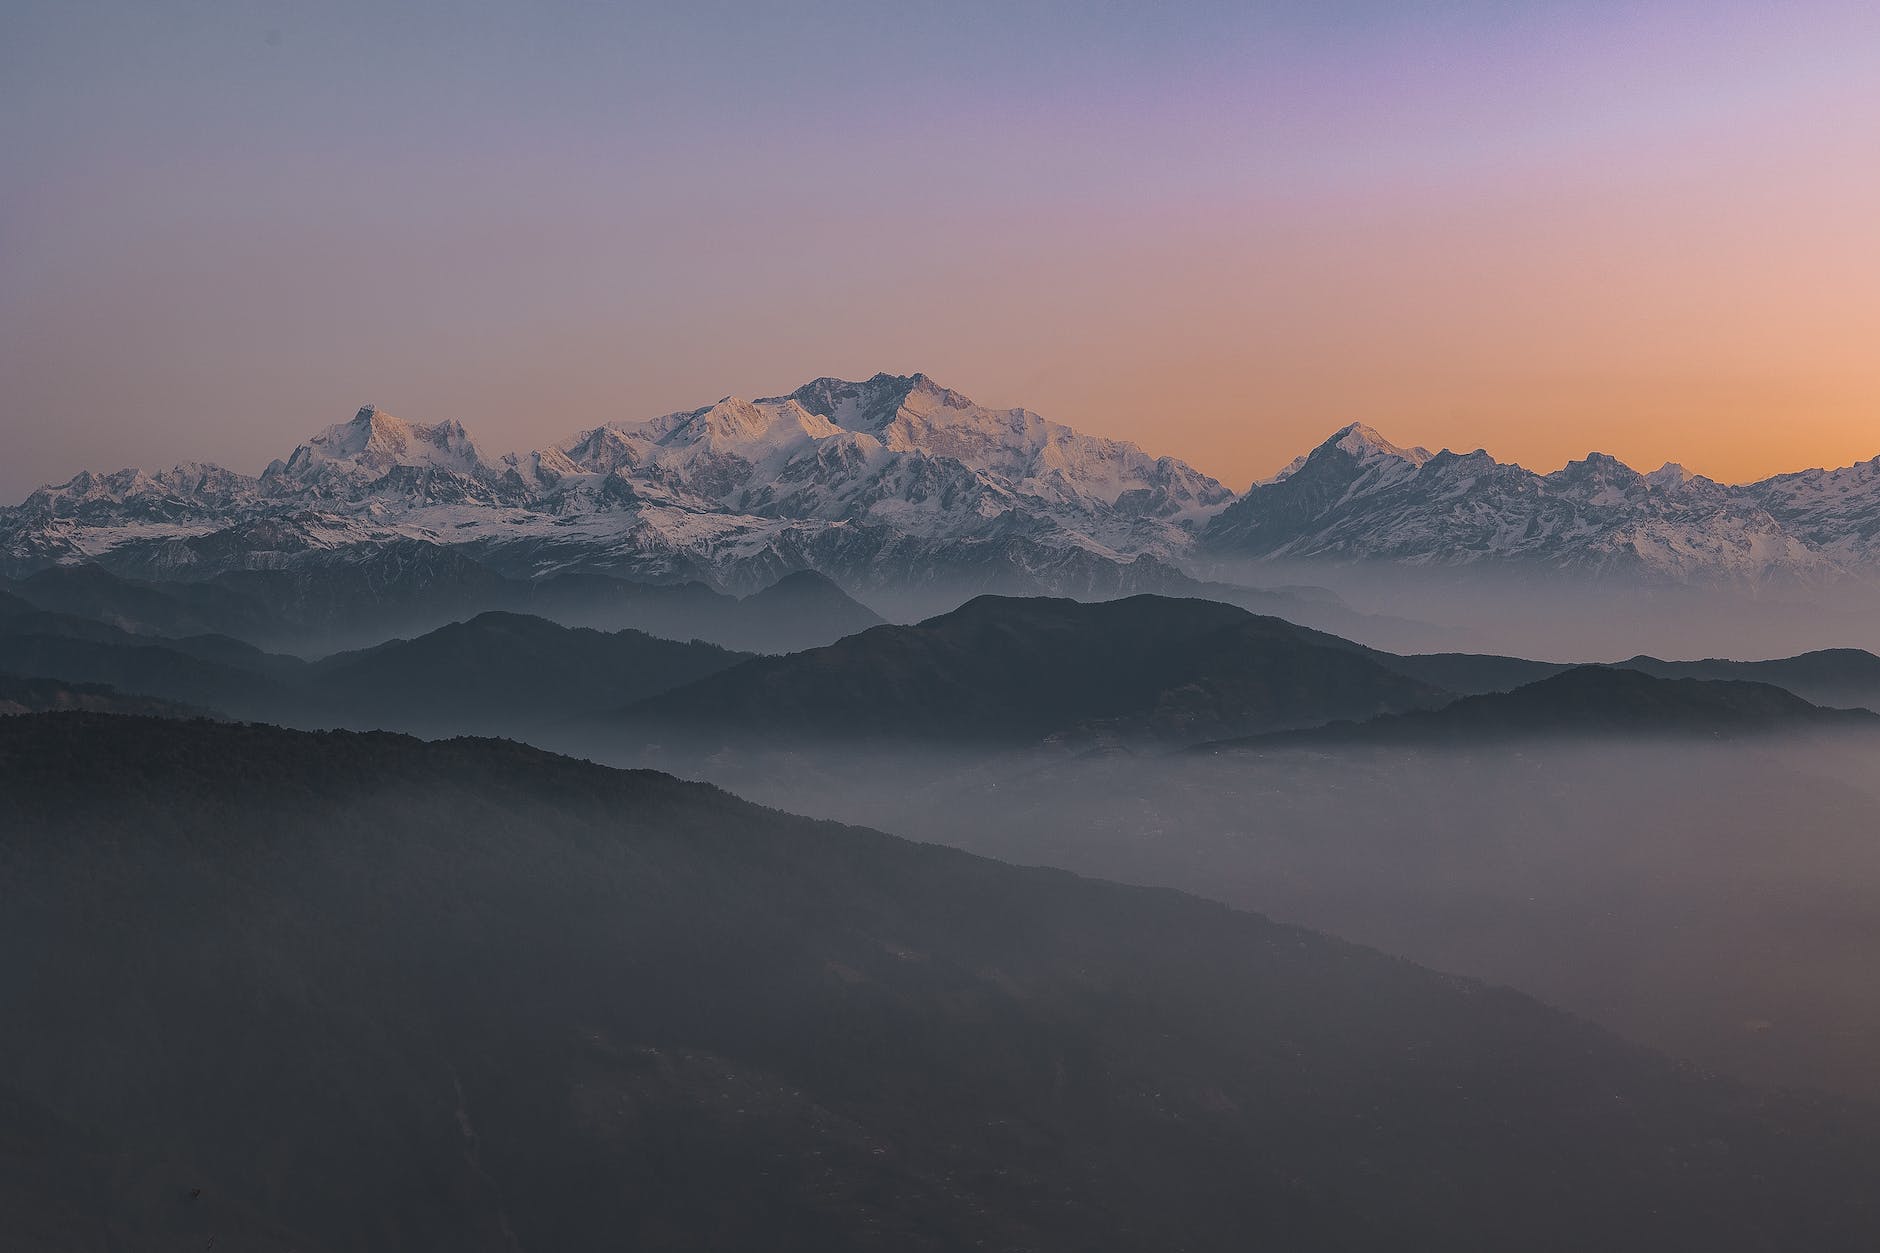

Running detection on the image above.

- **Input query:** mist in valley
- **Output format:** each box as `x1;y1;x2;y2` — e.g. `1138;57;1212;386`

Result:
567;726;1880;1103
12;565;1880;1246
185;573;1880;1107
27;716;1880;1250
1204;559;1880;662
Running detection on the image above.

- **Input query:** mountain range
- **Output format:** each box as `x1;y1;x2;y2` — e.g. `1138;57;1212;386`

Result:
0;374;1228;602
614;594;1447;748
0;555;884;655
0;591;756;731
10;583;1880;749
12;372;1880;600
1206;422;1880;585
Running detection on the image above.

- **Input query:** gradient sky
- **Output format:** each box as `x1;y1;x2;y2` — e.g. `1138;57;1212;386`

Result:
4;1;1879;498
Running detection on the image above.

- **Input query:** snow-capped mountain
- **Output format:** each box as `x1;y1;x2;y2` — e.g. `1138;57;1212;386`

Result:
265;407;507;501
537;374;1227;538
9;384;1880;594
0;376;1232;594
1204;423;1863;585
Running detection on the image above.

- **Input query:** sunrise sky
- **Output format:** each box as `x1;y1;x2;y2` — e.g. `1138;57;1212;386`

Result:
4;0;1878;497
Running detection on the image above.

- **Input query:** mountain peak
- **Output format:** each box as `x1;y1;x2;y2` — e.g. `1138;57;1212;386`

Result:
276;405;492;484
1325;423;1434;467
1550;451;1643;484
769;371;977;432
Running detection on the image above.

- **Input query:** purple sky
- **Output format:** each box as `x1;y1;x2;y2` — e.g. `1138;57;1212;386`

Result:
4;0;1879;497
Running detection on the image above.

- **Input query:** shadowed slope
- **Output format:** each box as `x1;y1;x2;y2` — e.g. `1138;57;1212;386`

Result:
6;716;1880;1250
1615;648;1880;710
620;594;1448;746
310;611;749;731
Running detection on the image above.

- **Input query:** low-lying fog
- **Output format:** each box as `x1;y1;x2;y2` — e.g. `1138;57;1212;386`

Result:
564;728;1880;1102
1194;559;1880;660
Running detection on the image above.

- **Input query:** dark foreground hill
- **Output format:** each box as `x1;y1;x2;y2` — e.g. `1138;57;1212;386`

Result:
618;594;1448;746
4;716;1880;1251
1206;665;1879;750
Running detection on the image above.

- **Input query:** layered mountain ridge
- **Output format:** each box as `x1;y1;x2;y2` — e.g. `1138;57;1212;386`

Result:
10;375;1880;592
1205;422;1876;584
1200;665;1879;750
612;593;1449;748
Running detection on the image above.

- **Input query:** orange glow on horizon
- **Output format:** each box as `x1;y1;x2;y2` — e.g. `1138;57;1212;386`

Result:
4;1;1878;497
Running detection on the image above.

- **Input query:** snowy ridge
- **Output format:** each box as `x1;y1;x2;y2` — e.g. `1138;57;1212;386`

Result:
1205;426;1868;585
0;374;1231;592
8;379;1880;591
281;406;494;480
533;373;1231;538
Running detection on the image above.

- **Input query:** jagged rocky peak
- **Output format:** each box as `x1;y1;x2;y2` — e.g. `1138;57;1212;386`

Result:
1258;453;1311;487
1203;421;1859;583
1550;453;1717;499
552;420;642;473
504;444;582;478
767;373;1081;464
772;372;966;433
1324;422;1435;467
148;461;255;494
1549;451;1644;485
275;404;493;482
816;374;1227;506
671;396;843;451
21;459;261;518
538;372;1230;518
1226;423;1441;506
